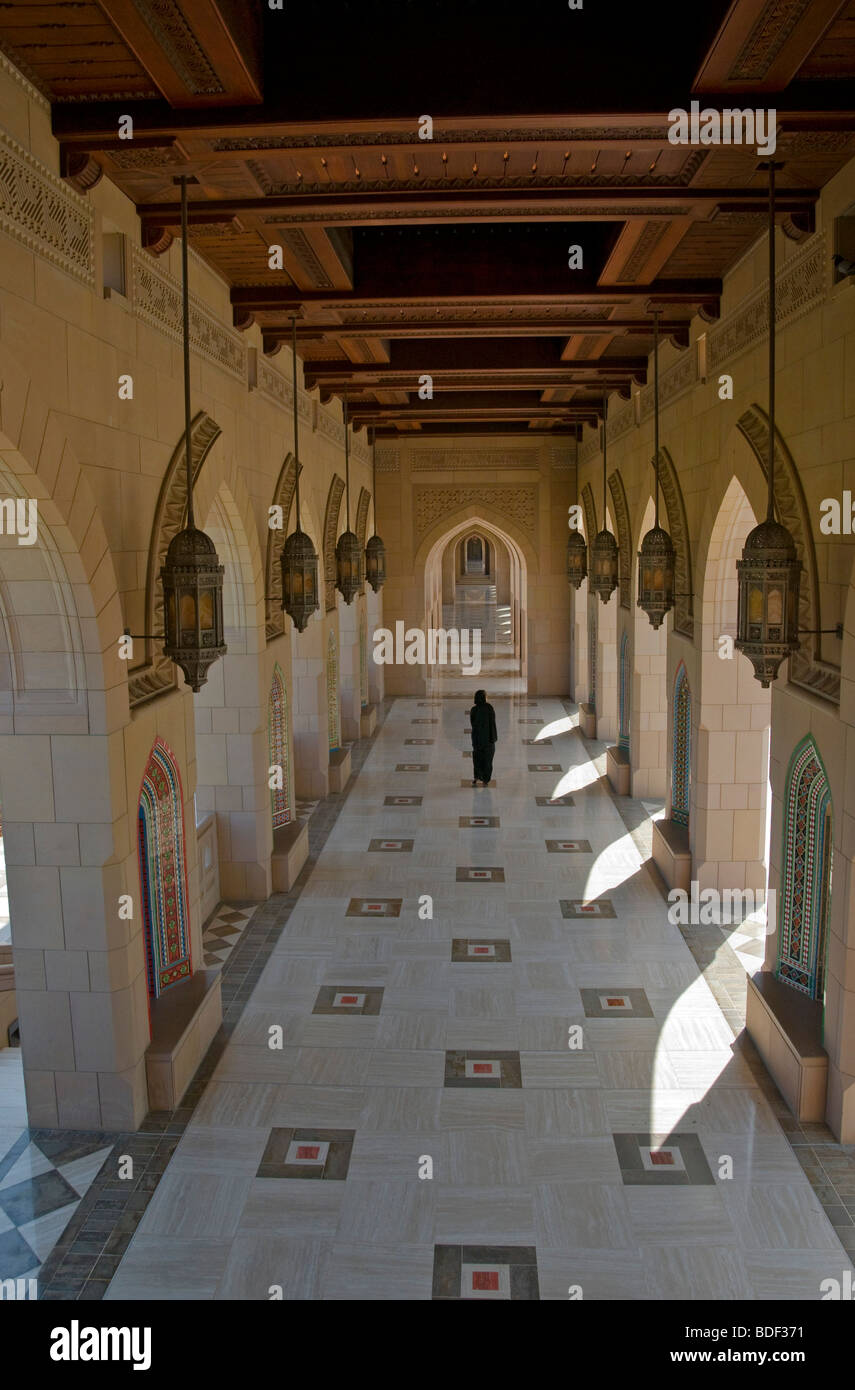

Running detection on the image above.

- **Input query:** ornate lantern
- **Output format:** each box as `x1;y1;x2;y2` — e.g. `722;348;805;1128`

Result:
566;429;587;591
335;396;361;604
364;428;386;592
160;175;226;692
638;310;676;629
281;317;319;632
588;396;619;603
735;162;800;687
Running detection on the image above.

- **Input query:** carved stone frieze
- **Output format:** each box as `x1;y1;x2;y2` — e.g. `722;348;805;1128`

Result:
608;470;632;609
0;129;94;287
130;244;246;379
265;455;297;642
323;475;345;611
414;486;536;542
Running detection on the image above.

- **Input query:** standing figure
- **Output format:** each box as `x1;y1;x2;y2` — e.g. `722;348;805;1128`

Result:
470;688;498;786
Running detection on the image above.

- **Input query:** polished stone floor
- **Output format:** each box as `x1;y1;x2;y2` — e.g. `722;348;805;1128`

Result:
95;694;854;1301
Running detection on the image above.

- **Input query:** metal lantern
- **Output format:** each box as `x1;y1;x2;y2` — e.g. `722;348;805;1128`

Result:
637;522;676;630
736;518;800;687
589;527;619;602
566;429;587;590
281;317;319;632
160;175;226;693
335;528;362;604
335;397;360;604
566;527;587;590
365;532;386;592
281;527;319;633
735;161;800;688
588;396;618;603
637;310;677;629
364;428;386;592
161;525;226;691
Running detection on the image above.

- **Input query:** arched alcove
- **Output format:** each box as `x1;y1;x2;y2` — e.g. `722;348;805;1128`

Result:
631;496;668;798
138;738;192;1000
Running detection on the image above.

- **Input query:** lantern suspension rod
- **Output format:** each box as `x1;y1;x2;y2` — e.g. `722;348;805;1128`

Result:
371;426;377;527
767;161;776;524
179;175;194;531
344;395;351;530
602;394;607;522
291;316;302;529
653;309;660;529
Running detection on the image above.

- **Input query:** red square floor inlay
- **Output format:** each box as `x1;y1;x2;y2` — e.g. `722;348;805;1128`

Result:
296;1144;321;1161
472;1271;500;1291
650;1150;675;1166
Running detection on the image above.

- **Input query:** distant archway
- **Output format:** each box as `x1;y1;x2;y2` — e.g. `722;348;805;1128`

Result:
138;739;192;1002
777;736;833;1003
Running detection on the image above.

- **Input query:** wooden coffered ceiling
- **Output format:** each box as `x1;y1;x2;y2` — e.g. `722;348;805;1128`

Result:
4;0;855;436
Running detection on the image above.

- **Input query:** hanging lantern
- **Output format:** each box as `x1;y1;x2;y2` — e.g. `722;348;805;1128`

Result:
160;175;226;693
637;522;676;630
364;427;386;592
735;161;800;687
281;317;319;632
566;429;587;590
365;532;386;592
637;311;677;629
588;396;618;603
335;396;361;605
281;528;319;633
161;526;226;692
566;527;587;590
335;528;362;604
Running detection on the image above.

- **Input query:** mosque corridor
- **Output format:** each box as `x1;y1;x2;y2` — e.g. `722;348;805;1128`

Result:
83;695;853;1302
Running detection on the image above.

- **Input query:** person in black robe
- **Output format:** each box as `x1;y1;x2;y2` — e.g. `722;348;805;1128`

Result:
469;689;498;786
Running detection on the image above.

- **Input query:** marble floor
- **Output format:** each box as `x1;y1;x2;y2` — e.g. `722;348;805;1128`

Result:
94;694;854;1301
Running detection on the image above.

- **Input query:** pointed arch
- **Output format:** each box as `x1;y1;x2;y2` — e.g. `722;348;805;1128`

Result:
672;661;691;827
131;410;221;707
326;627;341;750
656;446;694;639
580;481;597;546
266;454;297;641
323;474;345;611
268;663;292;828
137;738;191;1000
777;735;833;1000
608;469;632;610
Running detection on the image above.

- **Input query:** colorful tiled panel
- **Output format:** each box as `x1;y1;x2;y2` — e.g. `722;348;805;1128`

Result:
312;985;384;1015
560;899;617;918
451;939;512;962
345;898;403;917
256;1129;354;1181
432;1246;539;1300
545;839;592;853
535;795;575;806
459;816;500;828
383;796;423;807
202;903;257;968
580;987;654;1018
455;866;506;883
612;1132;716;1186
444;1051;522;1088
367;838;414;852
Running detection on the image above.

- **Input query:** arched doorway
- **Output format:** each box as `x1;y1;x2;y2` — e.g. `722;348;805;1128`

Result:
671;662;691;829
631;497;668;797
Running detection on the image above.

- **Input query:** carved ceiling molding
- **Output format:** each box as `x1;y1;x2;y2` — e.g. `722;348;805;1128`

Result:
129;411;221;708
730;0;814;81
212;125;674;153
0;129;94;287
409;447;540;471
128;0;224;95
608;469;632;609
323;475;345;611
580;481;597;543
130;243;246;380
736;405;838;704
656;447;694;639
261;206;692;226
616;220;668;284
265;454;296;642
414;486;537;543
